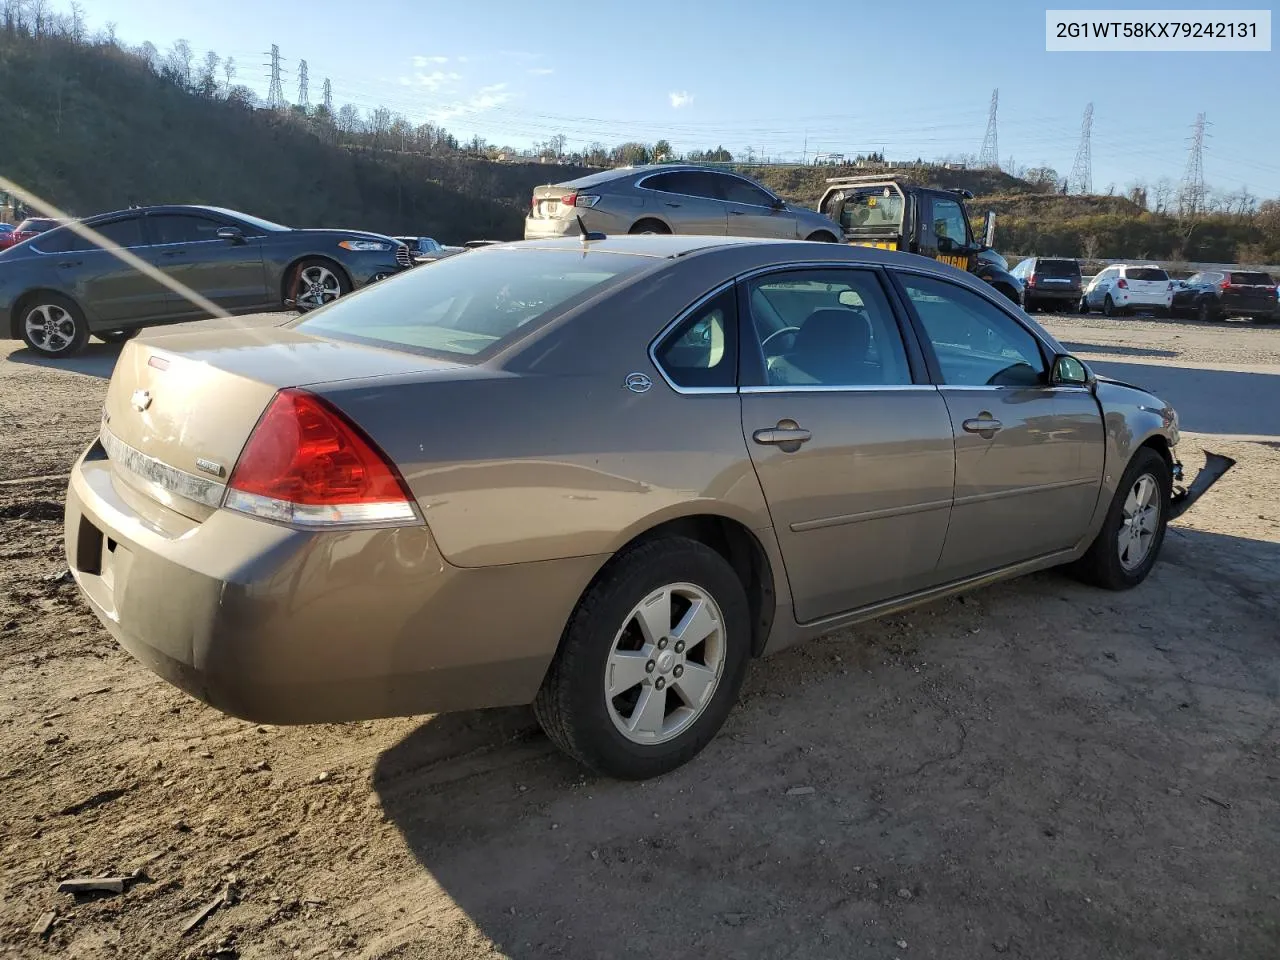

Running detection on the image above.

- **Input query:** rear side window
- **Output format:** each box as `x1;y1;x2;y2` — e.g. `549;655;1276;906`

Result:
1127;267;1169;281
296;247;647;359
1034;259;1080;278
652;287;737;389
1229;272;1274;285
641;171;720;200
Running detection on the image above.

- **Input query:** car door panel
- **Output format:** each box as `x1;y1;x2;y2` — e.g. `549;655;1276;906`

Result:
896;271;1104;578
145;214;269;315
716;174;796;238
47;215;169;324
638;172;726;235
738;267;955;623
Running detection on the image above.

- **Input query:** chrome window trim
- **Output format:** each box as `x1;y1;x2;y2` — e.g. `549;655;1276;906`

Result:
741;384;936;394
647;280;740;396
100;427;227;510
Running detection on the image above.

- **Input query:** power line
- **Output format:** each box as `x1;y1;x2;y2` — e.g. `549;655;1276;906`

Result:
978;89;999;170
297;59;309;108
1069;103;1093;194
1178;112;1209;216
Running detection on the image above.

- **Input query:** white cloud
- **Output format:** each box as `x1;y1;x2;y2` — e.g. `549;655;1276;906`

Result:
399;70;462;90
528;67;555;76
456;55;470;63
412;55;450;66
431;82;512;122
669;90;694;109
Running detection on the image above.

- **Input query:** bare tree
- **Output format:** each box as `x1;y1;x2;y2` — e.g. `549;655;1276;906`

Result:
1152;178;1175;214
28;0;49;35
67;0;84;40
223;56;236;95
1081;235;1101;260
165;38;193;87
96;20;118;46
2;0;31;34
196;50;220;97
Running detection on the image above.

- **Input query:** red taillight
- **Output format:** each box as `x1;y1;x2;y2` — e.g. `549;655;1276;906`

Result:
1027;274;1037;287
1117;278;1128;289
225;388;418;527
1220;280;1233;291
561;193;577;207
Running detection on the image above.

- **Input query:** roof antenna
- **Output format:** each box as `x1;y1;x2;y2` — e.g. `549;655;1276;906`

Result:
577;215;605;242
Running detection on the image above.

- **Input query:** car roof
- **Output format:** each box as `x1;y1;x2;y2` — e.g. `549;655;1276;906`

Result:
79;204;244;224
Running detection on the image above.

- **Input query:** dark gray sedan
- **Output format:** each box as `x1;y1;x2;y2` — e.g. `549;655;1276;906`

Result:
0;204;412;357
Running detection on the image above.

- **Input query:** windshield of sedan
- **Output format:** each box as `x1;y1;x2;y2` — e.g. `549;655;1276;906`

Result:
295;247;649;358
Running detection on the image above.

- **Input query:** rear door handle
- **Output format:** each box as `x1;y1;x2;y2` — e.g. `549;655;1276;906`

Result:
664;202;681;208
962;417;1003;435
160;250;186;258
730;210;746;216
753;425;812;446
56;261;81;269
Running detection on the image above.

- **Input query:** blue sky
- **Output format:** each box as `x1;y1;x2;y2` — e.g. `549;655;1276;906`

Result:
82;0;1280;199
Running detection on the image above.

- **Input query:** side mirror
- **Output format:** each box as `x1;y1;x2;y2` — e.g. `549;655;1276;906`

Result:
982;210;996;248
216;226;245;244
770;196;786;210
1051;353;1091;386
937;236;957;253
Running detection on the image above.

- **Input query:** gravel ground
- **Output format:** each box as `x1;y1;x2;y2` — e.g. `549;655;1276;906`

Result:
1;312;1278;960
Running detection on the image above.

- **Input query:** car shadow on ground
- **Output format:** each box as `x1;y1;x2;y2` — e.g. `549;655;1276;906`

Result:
1081;359;1280;437
372;527;1280;959
5;342;123;379
1060;341;1179;361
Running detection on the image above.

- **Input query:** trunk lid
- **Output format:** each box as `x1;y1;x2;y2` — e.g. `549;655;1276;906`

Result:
100;323;466;522
530;184;577;220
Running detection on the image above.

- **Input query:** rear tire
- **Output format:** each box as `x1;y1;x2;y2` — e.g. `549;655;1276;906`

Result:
1070;447;1171;590
1103;295;1116;317
629;219;670;236
804;231;838;243
533;536;751;780
1196;300;1216;323
18;293;89;358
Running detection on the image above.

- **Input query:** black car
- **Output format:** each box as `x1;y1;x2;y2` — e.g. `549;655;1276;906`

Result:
1009;256;1083;312
1171;269;1278;323
0;204;412;357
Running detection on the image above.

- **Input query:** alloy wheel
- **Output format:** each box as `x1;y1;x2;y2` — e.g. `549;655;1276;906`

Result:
24;304;77;354
297;264;342;307
1118;473;1161;572
604;582;726;745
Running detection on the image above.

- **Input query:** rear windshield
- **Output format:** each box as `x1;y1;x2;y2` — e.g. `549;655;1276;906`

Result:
1229;271;1275;285
14;218;59;232
1127;267;1169;281
294;247;648;359
824;187;905;232
560;169;631;189
1034;259;1080;278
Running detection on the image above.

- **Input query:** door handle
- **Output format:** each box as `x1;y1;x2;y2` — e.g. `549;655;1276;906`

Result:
730;210;746;216
160;250;186;258
753;423;811;447
56;261;81;269
962;417;1003;435
664;202;681;208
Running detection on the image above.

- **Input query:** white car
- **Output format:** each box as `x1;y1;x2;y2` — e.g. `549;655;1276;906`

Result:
1081;264;1174;317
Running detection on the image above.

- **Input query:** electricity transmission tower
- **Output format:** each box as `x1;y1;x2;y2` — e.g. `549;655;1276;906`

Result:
322;78;333;113
977;89;999;169
264;44;287;110
1178;113;1209;217
297;59;309;108
1068;103;1093;195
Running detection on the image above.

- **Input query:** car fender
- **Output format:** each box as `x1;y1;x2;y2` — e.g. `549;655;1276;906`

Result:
1080;377;1179;544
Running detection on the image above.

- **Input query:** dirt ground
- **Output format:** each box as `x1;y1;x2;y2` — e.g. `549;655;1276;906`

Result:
1;313;1278;960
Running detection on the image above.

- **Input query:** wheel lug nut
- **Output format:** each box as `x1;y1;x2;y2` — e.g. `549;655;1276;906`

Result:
673;665;683;678
658;638;667;649
645;660;656;673
655;677;665;690
674;640;684;653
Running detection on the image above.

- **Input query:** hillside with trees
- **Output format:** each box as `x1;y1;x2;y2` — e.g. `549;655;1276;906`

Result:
2;7;1279;263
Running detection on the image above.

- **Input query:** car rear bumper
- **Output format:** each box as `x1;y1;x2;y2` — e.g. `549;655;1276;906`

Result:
64;444;605;724
1026;287;1081;302
524;216;580;239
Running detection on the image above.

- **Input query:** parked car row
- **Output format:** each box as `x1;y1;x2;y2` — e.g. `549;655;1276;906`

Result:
1011;255;1278;323
0;216;66;250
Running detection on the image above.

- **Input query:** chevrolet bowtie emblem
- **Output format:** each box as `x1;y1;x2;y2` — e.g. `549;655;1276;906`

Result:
130;389;152;412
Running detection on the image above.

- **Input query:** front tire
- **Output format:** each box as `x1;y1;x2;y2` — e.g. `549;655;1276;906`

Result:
1196;300;1216;323
19;293;89;358
1078;296;1090;314
289;258;351;310
1070;447;1172;590
1103;294;1116;317
97;329;139;344
534;536;751;780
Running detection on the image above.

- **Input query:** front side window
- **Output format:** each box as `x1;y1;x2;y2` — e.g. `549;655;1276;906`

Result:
899;273;1046;387
745;269;912;387
148;215;225;245
717;175;774;207
296;247;647;359
930;199;970;250
652;287;737;389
